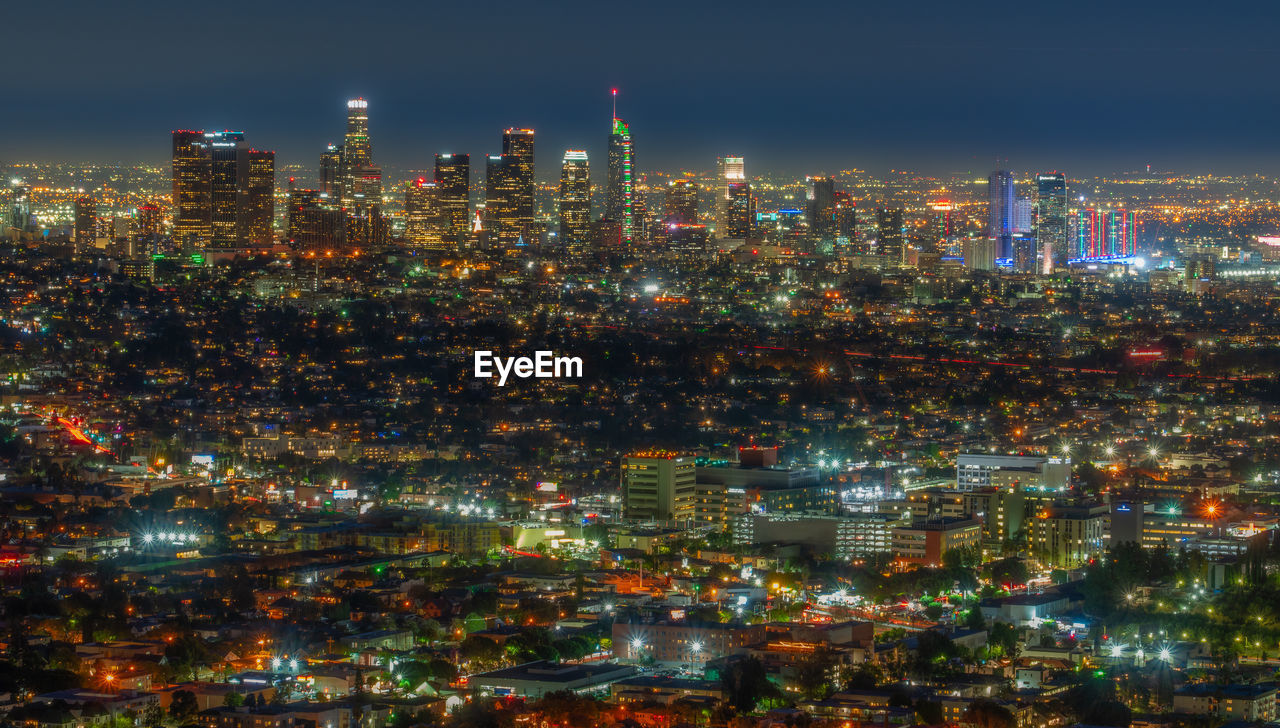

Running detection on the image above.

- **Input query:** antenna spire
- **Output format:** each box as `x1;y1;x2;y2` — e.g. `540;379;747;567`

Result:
612;88;618;120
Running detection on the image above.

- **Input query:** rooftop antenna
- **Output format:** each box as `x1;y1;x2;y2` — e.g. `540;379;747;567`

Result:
612;88;618;120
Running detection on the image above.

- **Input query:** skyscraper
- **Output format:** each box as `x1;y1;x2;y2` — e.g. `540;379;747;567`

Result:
434;153;470;244
664;180;699;226
340;98;381;211
207;131;246;248
405;178;446;250
74;197;96;249
988;170;1015;259
238;149;275;247
606;91;635;247
287;189;344;251
876;207;905;264
503;127;535;236
725;182;753;239
558;150;590;248
172;130;212;249
807;176;836;243
1035;173;1067;270
715;156;745;238
483;129;535;245
319;144;343;200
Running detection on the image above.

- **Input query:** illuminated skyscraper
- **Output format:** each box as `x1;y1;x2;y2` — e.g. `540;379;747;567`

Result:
320;143;343;200
558;150;591;247
1035;172;1067;269
664;180;699;226
405;178;447;250
606;91;635;246
340;98;382;211
207;131;246;248
484;129;534;245
807;176;836;243
988;170;1015;259
434;153;470;243
876;207;905;264
834;191;857;250
287;189;344;251
503;127;535;235
725;182;753;239
715;156;745;237
74;196;96;248
239;149;275;247
171;130;212;249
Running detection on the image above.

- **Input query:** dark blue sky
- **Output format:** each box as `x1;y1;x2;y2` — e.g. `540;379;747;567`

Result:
5;0;1280;176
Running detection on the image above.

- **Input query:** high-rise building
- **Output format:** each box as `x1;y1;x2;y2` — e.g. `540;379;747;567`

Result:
664;179;699;226
340;98;381;211
606;94;635;246
286;189;344;251
622;452;697;522
988;170;1015;259
807;176;836;243
715;156;745;238
434;153;470;243
238;149;275;247
834;190;857;250
207;131;246;248
557;150;590;248
503;127;535;237
876;207;905;263
320;144;343;201
1073;208;1138;258
172;130;212;249
1035;173;1067;269
74;196;97;248
484;129;535;245
404;178;447;250
725;182;753;239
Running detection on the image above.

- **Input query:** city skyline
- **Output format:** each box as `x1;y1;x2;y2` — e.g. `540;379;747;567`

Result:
5;1;1280;174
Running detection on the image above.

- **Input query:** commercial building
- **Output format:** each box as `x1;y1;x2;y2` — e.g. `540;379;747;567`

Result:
606;108;635;246
890;517;981;567
622;452;697;522
471;660;638;699
558;150;591;248
1027;503;1108;567
612;621;766;664
434;153;470;243
955;454;1070;492
732;511;906;559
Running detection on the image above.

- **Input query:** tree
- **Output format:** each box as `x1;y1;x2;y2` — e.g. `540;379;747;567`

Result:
222;692;244;708
989;622;1020;658
169;690;199;724
721;657;778;714
795;648;838;699
962;699;1015;728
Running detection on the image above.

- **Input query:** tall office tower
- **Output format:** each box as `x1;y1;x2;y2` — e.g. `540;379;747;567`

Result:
503;127;535;236
286;189;345;250
319;144;343;200
557;150;591;247
74;196;97;248
807;176;836;244
725;182;753;238
833;190;856;248
434;153;470;243
404;178;447;250
988;170;1015;259
206;131;246;248
876;207;905;264
664;179;699;225
1035;172;1067;269
238;149;275;246
484;153;514;243
172;130;212;249
1012;235;1036;273
340;98;382;211
622;452;697;522
606;93;635;246
930;200;955;255
136;203;161;240
715;156;745;237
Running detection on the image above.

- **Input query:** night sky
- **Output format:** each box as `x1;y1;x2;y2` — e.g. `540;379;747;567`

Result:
5;0;1280;177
